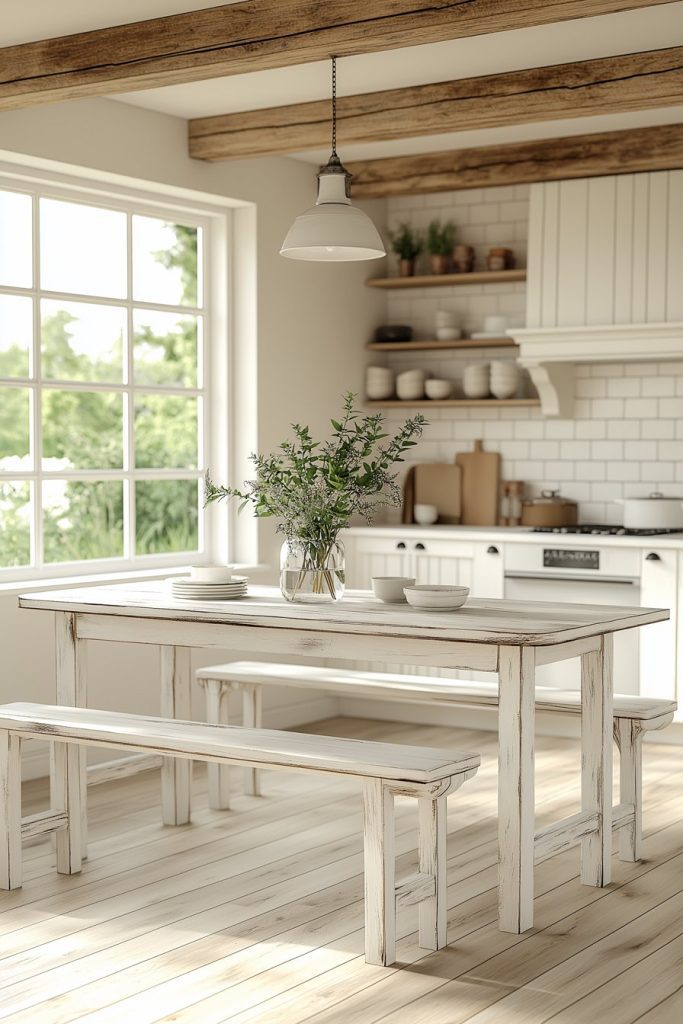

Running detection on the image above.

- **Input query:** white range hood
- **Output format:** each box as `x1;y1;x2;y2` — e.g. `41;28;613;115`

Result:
510;171;683;417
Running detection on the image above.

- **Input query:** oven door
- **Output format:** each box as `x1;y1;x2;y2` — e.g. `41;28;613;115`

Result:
504;572;641;694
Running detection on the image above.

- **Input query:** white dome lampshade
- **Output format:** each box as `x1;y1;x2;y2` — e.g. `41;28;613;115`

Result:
280;154;385;262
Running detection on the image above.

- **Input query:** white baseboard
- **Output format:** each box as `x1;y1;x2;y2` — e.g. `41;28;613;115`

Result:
20;695;339;782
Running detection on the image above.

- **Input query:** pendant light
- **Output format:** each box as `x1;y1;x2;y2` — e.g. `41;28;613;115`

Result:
280;58;386;262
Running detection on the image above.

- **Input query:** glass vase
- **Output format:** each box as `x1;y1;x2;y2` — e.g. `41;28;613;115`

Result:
279;539;345;604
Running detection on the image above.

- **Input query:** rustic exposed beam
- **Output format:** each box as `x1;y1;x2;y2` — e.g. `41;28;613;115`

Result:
0;1;677;111
189;46;683;160
346;123;683;197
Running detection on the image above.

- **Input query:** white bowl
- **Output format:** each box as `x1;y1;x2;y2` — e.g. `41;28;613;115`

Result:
372;576;416;603
436;327;461;341
189;565;235;583
414;503;438;524
367;383;394;400
484;315;508;334
425;379;453;400
397;381;425;400
404;585;470;610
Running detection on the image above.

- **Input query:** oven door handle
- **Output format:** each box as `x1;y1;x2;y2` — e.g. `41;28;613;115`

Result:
504;571;638;585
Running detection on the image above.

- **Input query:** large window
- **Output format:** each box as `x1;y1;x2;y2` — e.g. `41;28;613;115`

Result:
0;183;211;578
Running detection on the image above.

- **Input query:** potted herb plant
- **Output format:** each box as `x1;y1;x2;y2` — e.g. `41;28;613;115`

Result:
388;222;423;277
205;393;425;603
426;219;456;275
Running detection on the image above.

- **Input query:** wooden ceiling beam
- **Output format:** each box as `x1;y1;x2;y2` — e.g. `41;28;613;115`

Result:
0;1;677;111
189;46;683;160
345;123;683;197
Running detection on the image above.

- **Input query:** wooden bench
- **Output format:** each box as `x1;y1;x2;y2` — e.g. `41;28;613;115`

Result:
196;661;676;862
0;702;479;966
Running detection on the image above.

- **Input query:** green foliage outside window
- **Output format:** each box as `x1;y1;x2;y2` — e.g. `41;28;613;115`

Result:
0;222;201;567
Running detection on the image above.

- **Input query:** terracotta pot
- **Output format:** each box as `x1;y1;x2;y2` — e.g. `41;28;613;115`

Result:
399;259;415;277
429;254;450;275
452;244;475;273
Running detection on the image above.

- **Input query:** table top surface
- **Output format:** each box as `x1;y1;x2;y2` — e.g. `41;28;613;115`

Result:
18;582;669;647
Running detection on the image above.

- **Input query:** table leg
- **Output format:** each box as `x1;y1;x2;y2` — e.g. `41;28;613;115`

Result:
160;646;192;825
581;634;613;886
498;644;536;934
54;612;88;859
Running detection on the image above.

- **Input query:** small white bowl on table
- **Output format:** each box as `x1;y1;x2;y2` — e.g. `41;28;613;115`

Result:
404;585;470;611
372;576;416;603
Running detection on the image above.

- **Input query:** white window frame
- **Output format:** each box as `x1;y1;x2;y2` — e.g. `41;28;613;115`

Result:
0;164;236;584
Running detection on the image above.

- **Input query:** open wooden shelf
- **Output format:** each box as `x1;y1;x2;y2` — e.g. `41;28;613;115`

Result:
366;337;517;352
365;397;540;409
366;269;526;289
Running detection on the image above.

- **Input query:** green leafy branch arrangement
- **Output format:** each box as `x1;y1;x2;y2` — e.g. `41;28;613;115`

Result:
204;393;425;571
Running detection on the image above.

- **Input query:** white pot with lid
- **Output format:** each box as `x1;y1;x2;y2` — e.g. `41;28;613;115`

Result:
616;492;683;530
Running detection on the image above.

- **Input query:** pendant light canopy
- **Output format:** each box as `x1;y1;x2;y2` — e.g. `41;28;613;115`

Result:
280;58;385;262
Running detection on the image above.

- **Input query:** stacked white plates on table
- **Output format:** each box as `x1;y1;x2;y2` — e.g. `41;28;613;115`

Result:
396;368;426;400
366;365;394;400
171;575;248;601
490;360;520;399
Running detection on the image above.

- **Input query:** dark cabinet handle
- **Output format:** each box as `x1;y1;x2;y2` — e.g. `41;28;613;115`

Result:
415;542;426;551
487;545;500;555
396;542;406;550
645;552;661;561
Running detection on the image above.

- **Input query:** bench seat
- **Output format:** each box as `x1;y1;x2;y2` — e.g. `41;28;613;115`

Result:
196;661;676;865
0;701;480;966
196;661;677;722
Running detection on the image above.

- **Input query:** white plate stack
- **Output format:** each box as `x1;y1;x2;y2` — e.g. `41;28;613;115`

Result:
171;575;249;601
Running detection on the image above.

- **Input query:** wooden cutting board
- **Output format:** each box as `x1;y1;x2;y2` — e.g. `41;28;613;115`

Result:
412;463;462;524
455;440;500;526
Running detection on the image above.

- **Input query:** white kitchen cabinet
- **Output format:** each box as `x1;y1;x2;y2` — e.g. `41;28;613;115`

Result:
343;531;504;598
639;547;679;709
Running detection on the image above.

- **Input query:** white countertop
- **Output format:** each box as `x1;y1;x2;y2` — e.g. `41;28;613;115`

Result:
345;525;683;549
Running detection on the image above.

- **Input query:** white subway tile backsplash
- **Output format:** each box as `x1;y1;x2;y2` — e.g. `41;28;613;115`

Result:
592;441;623;460
606;377;640;398
560;441;591;460
382;186;681;526
606;420;641;440
642;420;675;439
624;398;658;418
642;377;676;397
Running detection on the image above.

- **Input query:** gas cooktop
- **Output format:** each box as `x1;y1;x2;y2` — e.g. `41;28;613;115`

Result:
531;525;683;536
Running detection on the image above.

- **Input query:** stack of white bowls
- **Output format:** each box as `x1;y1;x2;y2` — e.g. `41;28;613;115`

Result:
462;362;490;399
366;365;394;400
490;360;520;399
434;309;461;341
396;368;426;400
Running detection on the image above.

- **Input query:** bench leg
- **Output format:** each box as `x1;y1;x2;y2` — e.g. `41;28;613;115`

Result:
53;741;83;876
160;646;192;826
363;778;396;966
418;793;447;951
205;679;232;811
241;685;263;797
615;719;642;863
0;731;22;890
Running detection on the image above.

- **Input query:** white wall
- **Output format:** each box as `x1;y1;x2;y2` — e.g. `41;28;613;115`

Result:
0;97;385;776
375;185;683;525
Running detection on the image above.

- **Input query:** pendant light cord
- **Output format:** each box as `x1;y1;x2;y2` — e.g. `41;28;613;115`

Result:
331;56;337;157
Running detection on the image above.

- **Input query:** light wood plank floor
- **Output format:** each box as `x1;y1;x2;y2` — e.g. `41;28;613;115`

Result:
1;716;682;1023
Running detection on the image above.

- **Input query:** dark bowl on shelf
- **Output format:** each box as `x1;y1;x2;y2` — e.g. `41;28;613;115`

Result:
374;325;413;343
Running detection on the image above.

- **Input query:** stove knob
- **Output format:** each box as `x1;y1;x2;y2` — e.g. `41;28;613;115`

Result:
645;552;661;561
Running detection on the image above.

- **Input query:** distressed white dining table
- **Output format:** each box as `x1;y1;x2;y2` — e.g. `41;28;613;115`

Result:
18;582;668;934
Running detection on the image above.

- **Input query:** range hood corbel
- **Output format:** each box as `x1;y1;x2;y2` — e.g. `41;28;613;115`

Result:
508;321;683;419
